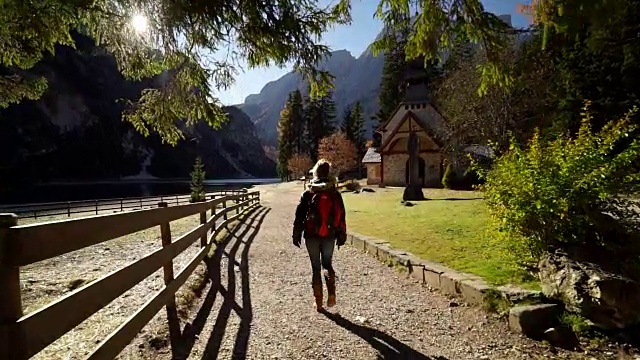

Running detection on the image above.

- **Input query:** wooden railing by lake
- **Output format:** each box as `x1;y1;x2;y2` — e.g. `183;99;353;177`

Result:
0;189;248;219
0;191;261;359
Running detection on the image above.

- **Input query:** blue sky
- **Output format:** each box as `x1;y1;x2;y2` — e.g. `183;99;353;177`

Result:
213;0;530;106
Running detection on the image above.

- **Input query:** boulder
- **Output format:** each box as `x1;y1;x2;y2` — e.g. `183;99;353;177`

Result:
539;250;640;330
508;304;561;338
543;327;579;350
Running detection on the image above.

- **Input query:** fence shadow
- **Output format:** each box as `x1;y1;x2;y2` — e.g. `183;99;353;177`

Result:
321;311;448;360
171;206;270;360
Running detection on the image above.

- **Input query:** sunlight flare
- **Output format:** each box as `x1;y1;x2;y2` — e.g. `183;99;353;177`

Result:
131;14;148;33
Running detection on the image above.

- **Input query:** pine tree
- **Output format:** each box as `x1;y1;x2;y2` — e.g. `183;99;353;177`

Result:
375;29;409;129
342;102;366;176
341;105;353;136
290;89;306;154
304;90;337;161
321;89;337;134
277;97;296;181
350;102;366;153
190;157;206;202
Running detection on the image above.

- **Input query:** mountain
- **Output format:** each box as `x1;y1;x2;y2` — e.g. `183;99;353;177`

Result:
237;48;385;147
236;14;519;148
0;32;275;193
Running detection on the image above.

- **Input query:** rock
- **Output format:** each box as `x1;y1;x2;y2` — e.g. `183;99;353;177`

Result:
508;304;560;339
497;284;544;303
539;250;640;330
449;301;459;307
361;188;375;193
543;327;579;350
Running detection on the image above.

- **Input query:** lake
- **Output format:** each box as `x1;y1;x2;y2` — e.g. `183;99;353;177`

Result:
0;178;280;205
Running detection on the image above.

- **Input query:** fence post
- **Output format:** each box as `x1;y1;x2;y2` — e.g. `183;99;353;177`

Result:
223;200;228;221
67;202;71;217
139;198;143;209
156;202;180;349
0;214;24;359
199;209;207;247
95;201;99;215
209;196;216;223
175;195;178;206
120;198;123;212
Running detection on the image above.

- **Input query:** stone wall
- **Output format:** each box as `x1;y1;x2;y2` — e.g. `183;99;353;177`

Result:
366;163;381;185
383;153;408;187
382;152;443;187
422;152;442;187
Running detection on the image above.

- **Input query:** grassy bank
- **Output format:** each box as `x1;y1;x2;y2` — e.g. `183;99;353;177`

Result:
342;187;538;288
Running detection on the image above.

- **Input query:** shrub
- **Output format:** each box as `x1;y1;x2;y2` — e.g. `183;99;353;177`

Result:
480;104;640;266
458;166;485;190
442;163;455;189
190;157;206;202
344;180;361;191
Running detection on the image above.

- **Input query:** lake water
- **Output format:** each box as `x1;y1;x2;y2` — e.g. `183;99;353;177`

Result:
0;178;280;205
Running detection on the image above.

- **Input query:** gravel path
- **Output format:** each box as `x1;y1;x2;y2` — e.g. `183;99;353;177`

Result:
146;182;598;360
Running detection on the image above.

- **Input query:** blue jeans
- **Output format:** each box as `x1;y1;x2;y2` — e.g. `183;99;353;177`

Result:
305;237;335;284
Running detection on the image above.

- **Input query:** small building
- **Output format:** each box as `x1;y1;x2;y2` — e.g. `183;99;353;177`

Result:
362;147;381;185
362;57;496;188
374;99;448;187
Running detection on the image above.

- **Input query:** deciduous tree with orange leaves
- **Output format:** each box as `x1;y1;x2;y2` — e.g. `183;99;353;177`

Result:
287;153;313;179
318;132;358;176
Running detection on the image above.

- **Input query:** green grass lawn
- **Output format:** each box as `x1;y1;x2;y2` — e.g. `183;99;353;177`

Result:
343;187;538;288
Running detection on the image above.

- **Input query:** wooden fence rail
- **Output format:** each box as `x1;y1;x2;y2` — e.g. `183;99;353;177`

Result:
0;190;261;359
0;189;248;220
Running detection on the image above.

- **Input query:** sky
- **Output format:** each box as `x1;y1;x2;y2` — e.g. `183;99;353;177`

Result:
213;0;531;106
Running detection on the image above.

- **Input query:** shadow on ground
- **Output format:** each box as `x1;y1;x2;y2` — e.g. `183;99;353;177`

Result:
321;311;449;360
169;206;270;360
430;197;483;201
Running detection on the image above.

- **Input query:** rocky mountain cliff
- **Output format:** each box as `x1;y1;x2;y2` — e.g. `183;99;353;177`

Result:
0;33;275;192
236;14;518;148
237;48;384;147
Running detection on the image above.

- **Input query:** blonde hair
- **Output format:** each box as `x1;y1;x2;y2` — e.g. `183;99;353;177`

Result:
311;159;331;179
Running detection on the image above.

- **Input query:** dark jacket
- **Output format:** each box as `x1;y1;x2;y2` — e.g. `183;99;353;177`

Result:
293;177;347;241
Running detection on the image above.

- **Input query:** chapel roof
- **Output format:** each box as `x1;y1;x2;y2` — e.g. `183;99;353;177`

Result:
361;147;381;163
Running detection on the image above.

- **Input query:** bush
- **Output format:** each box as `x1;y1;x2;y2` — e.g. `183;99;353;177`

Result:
456;165;485;190
441;163;455;189
480;104;640;266
344;180;361;191
190;157;206;202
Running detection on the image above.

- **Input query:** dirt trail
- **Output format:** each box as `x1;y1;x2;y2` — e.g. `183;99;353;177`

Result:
144;182;591;360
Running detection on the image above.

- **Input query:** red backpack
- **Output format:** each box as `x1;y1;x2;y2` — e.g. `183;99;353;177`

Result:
305;190;342;238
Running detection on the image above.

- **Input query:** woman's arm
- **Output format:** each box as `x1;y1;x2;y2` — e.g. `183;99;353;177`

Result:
293;190;310;239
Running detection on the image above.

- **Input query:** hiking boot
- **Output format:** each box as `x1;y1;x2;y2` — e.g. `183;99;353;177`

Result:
325;272;336;307
312;282;323;312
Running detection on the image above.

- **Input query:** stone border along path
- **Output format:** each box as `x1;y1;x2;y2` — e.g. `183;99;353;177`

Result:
346;233;562;339
141;182;590;360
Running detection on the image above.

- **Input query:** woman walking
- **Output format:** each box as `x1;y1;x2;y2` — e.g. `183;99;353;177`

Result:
292;159;347;312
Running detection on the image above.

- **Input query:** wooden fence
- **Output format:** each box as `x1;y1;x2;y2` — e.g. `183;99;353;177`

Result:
0;190;261;359
0;189;247;219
